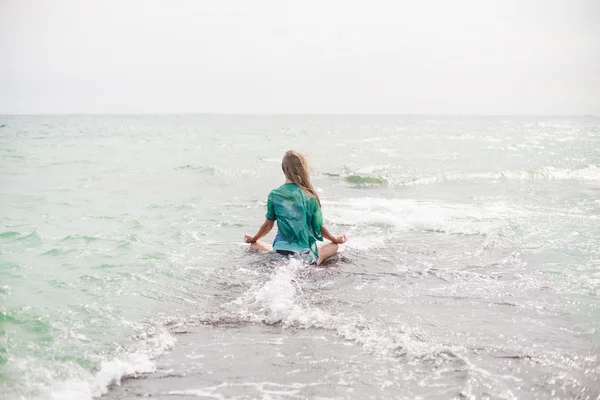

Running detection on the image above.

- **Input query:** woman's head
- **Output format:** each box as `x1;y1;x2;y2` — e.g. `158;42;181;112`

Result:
282;150;321;206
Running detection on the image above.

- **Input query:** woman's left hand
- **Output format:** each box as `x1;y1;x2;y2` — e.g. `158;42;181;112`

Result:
244;235;256;244
334;234;348;244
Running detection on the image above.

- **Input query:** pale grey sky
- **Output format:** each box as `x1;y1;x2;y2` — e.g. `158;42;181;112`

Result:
1;0;598;115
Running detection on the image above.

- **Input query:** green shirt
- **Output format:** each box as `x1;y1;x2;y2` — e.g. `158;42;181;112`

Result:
266;183;323;256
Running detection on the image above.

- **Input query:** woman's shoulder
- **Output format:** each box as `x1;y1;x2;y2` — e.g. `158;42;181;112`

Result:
269;183;293;199
297;189;319;207
308;194;320;208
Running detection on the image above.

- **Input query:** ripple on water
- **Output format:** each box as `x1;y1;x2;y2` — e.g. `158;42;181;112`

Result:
126;219;142;229
117;234;142;249
139;252;167;260
93;264;124;270
41;248;76;257
0;231;21;239
61;235;101;243
78;274;103;284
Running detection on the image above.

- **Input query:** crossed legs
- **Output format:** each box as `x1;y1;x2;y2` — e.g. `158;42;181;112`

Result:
248;240;338;266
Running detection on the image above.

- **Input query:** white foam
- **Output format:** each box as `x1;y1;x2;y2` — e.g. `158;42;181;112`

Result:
402;165;600;186
355;164;390;174
225;259;457;361
46;327;176;400
344;235;386;251
167;382;313;398
229;259;331;327
325;198;515;237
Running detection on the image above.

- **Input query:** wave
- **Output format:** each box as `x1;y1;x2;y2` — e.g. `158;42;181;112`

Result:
402;165;600;186
42;327;174;400
214;260;458;361
0;231;20;239
174;165;216;176
167;255;552;398
345;175;388;186
323;164;391;187
325;165;600;188
324;197;518;239
41;248;76;256
173;164;260;179
1;315;174;400
225;259;330;327
61;234;101;243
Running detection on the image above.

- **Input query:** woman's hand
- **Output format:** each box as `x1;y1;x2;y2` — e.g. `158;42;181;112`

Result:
334;234;348;244
244;220;275;244
322;225;347;245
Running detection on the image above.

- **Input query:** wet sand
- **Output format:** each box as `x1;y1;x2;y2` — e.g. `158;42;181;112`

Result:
104;323;400;399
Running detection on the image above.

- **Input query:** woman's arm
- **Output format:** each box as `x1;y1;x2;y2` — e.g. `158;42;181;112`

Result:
244;219;275;243
322;225;347;244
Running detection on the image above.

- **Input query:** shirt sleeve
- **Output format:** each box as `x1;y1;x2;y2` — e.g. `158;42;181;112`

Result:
265;192;276;221
311;199;323;241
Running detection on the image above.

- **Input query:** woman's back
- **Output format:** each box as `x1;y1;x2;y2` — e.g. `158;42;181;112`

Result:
267;182;323;255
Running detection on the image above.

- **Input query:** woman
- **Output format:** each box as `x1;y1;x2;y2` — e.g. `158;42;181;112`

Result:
244;150;347;266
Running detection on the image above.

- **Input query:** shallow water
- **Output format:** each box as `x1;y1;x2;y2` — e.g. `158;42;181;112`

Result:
1;115;599;399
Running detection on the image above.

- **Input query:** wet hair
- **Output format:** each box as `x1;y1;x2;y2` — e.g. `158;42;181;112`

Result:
281;150;321;207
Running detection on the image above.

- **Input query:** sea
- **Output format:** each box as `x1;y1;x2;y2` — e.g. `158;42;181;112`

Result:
1;115;599;400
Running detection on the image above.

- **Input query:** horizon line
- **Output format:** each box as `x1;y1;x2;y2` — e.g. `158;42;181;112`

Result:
0;112;597;118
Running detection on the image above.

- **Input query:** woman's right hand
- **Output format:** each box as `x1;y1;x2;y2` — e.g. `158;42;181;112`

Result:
244;235;256;244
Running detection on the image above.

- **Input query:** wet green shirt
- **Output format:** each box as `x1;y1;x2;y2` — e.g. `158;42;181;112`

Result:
266;183;323;256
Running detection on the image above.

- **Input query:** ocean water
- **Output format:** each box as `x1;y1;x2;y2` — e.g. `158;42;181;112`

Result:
1;115;599;400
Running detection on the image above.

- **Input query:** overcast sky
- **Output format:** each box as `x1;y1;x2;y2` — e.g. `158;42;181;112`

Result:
1;0;598;115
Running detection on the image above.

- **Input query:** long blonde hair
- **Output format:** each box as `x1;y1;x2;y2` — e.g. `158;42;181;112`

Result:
282;150;321;207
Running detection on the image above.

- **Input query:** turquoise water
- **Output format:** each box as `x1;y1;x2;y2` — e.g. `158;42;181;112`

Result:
1;115;599;399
